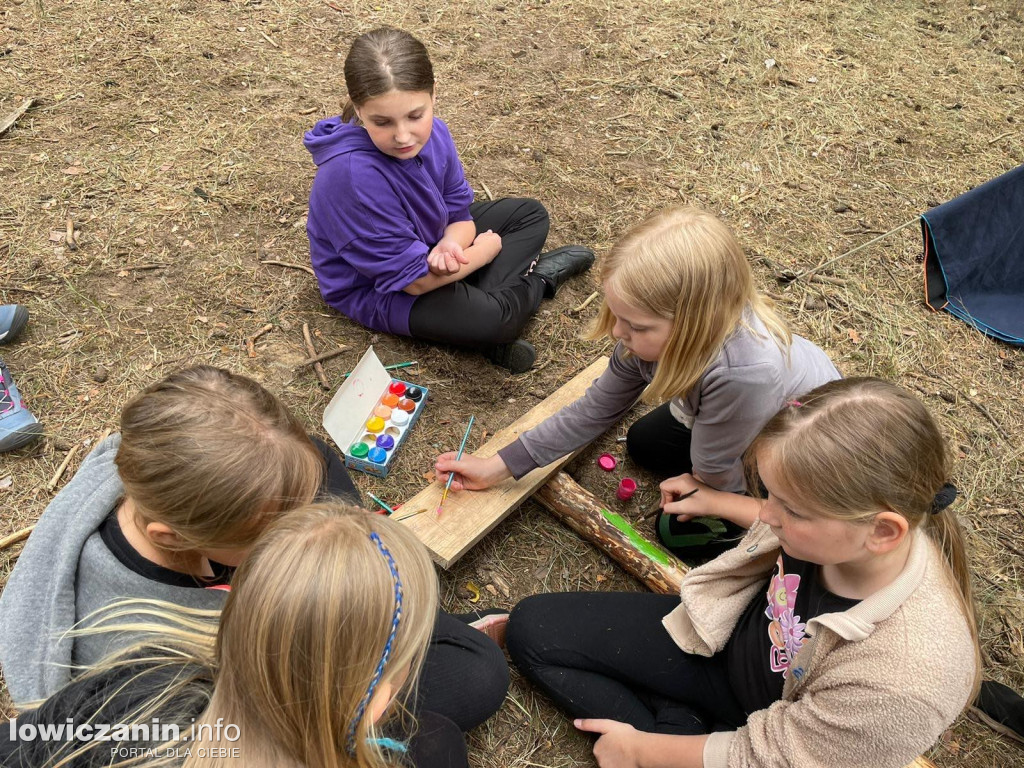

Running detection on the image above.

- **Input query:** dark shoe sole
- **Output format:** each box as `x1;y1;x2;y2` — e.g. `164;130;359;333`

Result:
0;418;44;453
485;339;536;374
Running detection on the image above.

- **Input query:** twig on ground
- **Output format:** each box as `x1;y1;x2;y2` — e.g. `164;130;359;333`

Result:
65;217;76;250
480;182;494;201
295;345;350;369
915;369;1011;441
0;98;34;136
0;527;33;551
46;444;81;491
302;323;330;390
246;323;274;358
777;219;918;283
258;30;279;48
572;291;600;312
260;259;315;277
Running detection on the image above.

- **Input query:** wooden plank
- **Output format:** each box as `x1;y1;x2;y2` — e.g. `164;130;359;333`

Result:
399;356;609;567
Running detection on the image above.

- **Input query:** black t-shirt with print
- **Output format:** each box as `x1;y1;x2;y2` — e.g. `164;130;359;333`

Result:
724;551;860;715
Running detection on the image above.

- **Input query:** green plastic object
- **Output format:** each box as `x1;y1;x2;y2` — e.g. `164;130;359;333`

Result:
349;442;369;459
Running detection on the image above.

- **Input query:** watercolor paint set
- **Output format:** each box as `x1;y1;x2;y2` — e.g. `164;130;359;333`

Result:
323;346;428;479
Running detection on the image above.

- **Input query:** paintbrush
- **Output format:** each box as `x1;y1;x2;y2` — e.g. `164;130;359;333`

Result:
643;488;698;520
437;414;475;518
367;492;396;516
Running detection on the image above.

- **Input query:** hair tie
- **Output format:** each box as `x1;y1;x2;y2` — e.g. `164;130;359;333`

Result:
787;400;802;408
931;483;958;514
347;531;403;754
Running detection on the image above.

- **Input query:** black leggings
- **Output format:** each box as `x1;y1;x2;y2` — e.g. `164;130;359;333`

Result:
506;592;748;734
407;198;549;348
314;435;509;732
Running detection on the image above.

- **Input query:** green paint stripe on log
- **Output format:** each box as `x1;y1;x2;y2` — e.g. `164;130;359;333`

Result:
599;508;675;568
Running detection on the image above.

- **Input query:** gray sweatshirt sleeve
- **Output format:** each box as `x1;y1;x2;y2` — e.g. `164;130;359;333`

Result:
497;347;650;479
689;361;784;493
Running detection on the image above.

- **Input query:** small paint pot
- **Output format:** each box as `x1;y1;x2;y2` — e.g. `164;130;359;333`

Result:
616;477;638;501
367;446;388;464
597;453;617;472
374;405;393;420
361;433;376;446
381;393;400;408
405;385;423;402
385;426;401;438
350;442;369;459
388;380;407;397
365;416;386;433
376;434;395;451
397;398;416;413
390;409;410;427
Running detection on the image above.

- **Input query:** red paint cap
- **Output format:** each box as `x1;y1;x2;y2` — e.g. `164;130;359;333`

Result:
597;453;617;471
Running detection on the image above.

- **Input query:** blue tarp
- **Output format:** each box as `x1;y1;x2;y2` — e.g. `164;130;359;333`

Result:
921;163;1024;345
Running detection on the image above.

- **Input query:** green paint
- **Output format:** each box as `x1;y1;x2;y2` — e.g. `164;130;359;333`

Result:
599;508;674;567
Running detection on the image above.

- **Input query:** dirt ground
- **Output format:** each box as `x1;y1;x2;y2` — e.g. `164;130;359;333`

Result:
2;0;1023;765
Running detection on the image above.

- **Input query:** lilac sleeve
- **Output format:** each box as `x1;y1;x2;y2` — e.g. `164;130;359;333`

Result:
497;346;651;478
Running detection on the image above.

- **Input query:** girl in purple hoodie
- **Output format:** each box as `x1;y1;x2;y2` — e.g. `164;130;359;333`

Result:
304;28;594;374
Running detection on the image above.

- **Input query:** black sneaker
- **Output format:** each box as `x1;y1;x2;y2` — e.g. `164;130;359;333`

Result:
531;245;596;299
484;339;536;374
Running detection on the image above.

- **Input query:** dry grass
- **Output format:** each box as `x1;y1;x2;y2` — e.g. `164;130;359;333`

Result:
2;0;1023;765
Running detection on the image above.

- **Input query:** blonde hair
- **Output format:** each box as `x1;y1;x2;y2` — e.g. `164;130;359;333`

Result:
746;378;982;695
44;503;438;768
115;366;324;552
588;206;791;403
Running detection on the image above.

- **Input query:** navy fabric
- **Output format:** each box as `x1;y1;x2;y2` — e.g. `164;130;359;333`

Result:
921;163;1024;345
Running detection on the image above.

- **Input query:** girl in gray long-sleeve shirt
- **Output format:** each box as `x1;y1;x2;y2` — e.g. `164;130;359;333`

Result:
435;206;840;557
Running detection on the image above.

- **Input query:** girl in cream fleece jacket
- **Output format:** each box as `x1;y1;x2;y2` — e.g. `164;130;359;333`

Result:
507;378;980;768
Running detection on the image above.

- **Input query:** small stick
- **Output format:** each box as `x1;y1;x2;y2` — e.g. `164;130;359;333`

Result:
302;323;330;390
918;368;1010;441
367;493;396;516
295;345;350;369
258;30;279;48
392;508;425;522
0;97;34;136
643;488;698;520
778;218;918;283
480;182;494;201
343;361;417;378
437;415;475;518
65;217;76;250
0;526;34;551
261;259;315;277
46;444;81;492
125;263;169;271
246;323;274;358
573;291;600;312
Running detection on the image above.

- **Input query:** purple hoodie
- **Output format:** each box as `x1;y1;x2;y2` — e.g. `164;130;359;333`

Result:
304;117;475;335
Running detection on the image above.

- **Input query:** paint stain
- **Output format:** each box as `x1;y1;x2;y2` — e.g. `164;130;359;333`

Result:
599;509;675;568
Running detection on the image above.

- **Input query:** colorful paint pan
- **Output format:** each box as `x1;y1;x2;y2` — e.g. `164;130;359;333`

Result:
405;385;423;402
374;405;393;420
376;434;395;451
388;381;407;396
390;409;410;427
350;442;369;459
381;393;400;408
397;398;416;413
367;446;388;464
366;416;386;433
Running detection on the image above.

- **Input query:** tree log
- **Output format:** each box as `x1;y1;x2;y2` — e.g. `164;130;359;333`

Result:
535;472;687;595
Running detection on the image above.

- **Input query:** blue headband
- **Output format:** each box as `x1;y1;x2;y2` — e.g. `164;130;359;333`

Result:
346;531;404;755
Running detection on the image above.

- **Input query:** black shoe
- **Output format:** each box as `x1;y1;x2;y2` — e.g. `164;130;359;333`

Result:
532;245;595;299
484;339;536;374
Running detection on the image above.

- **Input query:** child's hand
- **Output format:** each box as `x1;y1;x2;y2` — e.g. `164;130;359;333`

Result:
473;229;502;262
428;238;469;276
574;719;642;768
659;473;712;522
434;453;511;491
